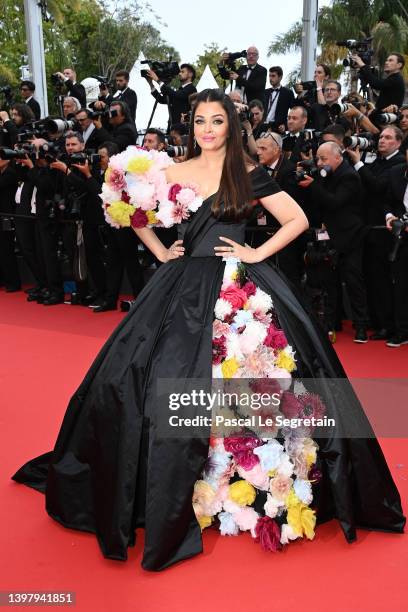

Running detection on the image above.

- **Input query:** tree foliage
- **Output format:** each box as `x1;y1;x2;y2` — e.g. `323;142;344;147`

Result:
194;43;228;88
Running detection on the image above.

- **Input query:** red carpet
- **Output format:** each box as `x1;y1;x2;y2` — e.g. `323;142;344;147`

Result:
1;290;407;612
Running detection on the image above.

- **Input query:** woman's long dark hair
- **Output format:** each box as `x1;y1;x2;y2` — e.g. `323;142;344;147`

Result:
186;88;255;220
10;103;35;126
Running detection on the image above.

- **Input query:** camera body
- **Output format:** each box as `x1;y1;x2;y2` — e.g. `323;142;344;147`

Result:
295;159;331;182
140;60;180;83
68;152;101;166
336;38;374;68
217;50;247;81
344;132;377;151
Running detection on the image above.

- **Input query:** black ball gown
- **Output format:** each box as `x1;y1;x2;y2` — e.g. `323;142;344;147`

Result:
12;166;405;570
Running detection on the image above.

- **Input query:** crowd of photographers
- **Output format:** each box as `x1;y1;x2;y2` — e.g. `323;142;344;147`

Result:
0;46;407;347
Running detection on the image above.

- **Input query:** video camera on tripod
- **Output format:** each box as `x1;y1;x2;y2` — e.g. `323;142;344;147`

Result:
217;50;247;81
140;59;180;83
336;38;374;68
0;85;14;107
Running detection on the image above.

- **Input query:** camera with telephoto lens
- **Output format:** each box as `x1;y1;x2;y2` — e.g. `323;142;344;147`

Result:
89;108;110;120
217;50;247;80
37;141;64;162
68;152;101;166
300;129;322;155
43;118;76;137
336;38;374;68
295;159;331;182
0;145;35;161
378;113;398;124
91;75;111;91
344;132;377;151
167;145;187;158
389;213;408;262
301;81;316;91
140;59;180;83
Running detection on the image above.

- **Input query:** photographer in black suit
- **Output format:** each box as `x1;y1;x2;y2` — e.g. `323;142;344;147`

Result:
146;64;197;125
19;81;41;120
92;101;137;152
224;46;267;104
298;142;370;342
93;70;137;124
351;52;406;109
0;159;20;292
383;153;408;347
309;80;344;131
264;66;295;132
75;108;107;150
53;68;86;108
0;104;35;148
347;126;405;340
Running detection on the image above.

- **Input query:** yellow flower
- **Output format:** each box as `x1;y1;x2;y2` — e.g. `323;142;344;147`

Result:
197;515;213;531
306;450;317;469
221;357;239;379
268;469;277;477
126;157;153;174
287;502;316;540
231;271;238;280
285;489;301;508
228;480;256;506
276;350;296;372
107;201;135;227
146;210;157;225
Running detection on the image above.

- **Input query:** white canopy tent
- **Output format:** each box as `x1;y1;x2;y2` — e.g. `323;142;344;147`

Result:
195;65;219;91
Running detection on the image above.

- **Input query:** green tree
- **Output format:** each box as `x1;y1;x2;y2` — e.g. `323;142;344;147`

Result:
194;43;227;88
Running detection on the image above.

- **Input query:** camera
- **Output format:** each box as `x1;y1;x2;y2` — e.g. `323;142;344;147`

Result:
295;159;331;182
217;50;247;81
91;75;110;90
389;213;408;262
378;112;398;124
89;108;110;120
336;38;374;68
331;102;351;114
51;73;64;85
68;152;101;166
140;59;180;83
0;146;34;161
301;81;316;91
45;193;66;219
38;141;64;162
344;132;377;151
0;85;12;97
167;145;187;158
301;129;322;155
43;118;76;137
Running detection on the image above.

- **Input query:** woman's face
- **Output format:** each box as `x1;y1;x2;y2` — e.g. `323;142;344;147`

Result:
250;105;263;127
314;65;327;80
193;101;229;152
11;109;23;126
399;109;408;132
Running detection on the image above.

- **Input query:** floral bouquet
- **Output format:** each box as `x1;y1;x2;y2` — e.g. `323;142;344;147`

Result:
101;146;204;229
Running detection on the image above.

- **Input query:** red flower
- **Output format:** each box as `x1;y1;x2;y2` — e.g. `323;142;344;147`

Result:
250;378;281;396
121;190;131;203
130;208;148;228
168;183;182;203
263;323;287;350
212;335;227;365
255;516;282;552
280;392;303;419
220;284;248;310
242;280;256;297
224;436;263;470
298;393;326;420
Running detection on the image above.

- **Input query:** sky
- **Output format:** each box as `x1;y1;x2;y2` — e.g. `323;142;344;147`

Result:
146;0;331;84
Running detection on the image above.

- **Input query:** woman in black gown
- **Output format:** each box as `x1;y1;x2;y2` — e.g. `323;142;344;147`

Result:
12;89;405;571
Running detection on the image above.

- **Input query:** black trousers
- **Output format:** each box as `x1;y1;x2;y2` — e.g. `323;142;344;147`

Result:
102;226;145;303
0;226;20;289
363;229;394;331
338;245;369;328
14;217;47;289
83;224;106;297
391;237;408;335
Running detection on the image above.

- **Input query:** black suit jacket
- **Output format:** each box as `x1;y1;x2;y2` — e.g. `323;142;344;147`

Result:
109;88;138;123
83;126;109;151
26;97;41;120
309;103;342;131
356;152;406;225
151;82;197;125
236;64;267;105
359;67;405;109
384;164;408;218
65;79;87;107
94;121;137;152
308;160;366;253
264;86;295;127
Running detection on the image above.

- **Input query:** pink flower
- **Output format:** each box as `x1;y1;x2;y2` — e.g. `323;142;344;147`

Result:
237;463;270;490
224;436;263;470
264;324;288;350
220;284;248;310
177;187;197;206
298;393;326;420
168;183;182;203
234;507;259;537
107;168;126;191
130;208;148;228
242;280;257;297
250;378;281;396
213;319;231;338
280;392;303;419
212;335;227;365
255;516;282;552
172;201;190;224
269;474;293;500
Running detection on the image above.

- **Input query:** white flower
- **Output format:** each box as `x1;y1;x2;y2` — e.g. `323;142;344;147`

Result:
247;288;273;314
276;453;294;477
264;494;283;518
101;182;119;204
149;149;174;169
203;449;232;489
226;332;244;361
214;298;233;321
127;182;156;210
293;478;313;505
219;511;239;536
232;310;253;329
155;200;174;228
280;523;299;545
212;364;223;378
239;320;267;354
253;440;284;471
189;196;203;212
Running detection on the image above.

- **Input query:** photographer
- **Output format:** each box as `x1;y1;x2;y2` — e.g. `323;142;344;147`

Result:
92;101;137;152
0;158;20;292
398;105;408;155
223;46;267;104
347;126;405;340
75;108;106;150
143;128;166;152
309;80;344;131
264;66;295;132
382;152;408;347
63;97;81;119
53;68;86;108
0;103;35;148
351;52;405;109
298;141;370;342
146;64;197;125
96;70;137;123
294;63;331;107
19;81;41;120
283;106;309;163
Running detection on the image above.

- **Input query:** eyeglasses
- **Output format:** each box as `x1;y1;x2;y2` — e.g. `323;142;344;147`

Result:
259;132;280;147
